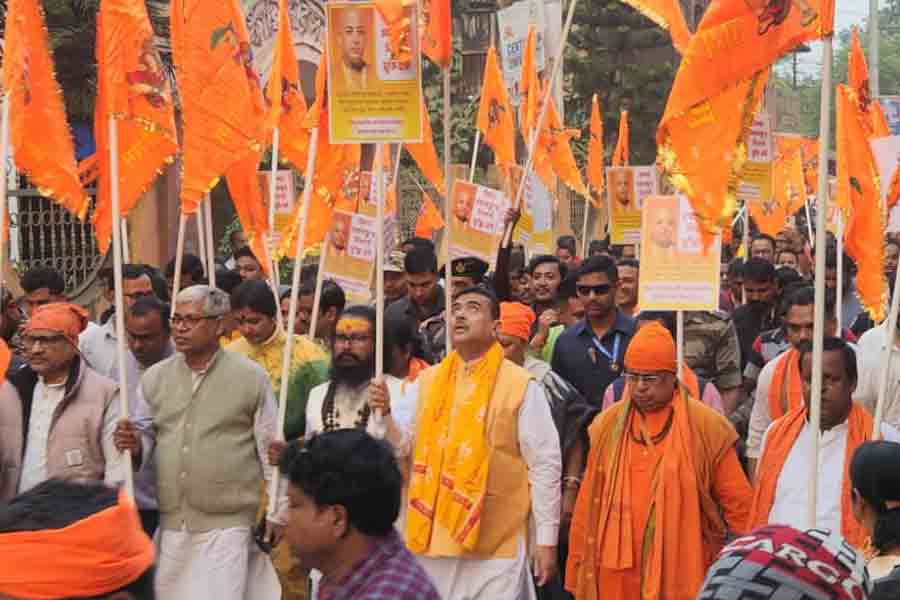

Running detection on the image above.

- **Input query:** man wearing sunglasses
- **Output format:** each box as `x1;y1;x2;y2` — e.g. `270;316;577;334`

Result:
551;254;636;407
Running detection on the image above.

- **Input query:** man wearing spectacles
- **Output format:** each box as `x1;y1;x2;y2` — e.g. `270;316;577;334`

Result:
113;285;286;600
551;254;637;407
1;302;123;502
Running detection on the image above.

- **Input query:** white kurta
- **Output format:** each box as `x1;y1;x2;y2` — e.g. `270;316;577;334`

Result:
761;418;900;534
855;323;900;430
404;379;562;600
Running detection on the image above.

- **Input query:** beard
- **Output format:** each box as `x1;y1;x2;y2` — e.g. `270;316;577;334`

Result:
331;353;375;387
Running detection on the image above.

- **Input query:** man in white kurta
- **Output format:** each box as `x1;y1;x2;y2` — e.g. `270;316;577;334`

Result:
854;321;900;429
403;287;561;599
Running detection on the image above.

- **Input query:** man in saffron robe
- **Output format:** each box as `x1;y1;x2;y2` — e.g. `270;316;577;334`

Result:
566;322;752;600
747;337;900;550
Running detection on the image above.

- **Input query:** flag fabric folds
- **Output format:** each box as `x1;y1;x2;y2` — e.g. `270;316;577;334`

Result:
587;95;605;208
532;84;588;197
415;191;445;239
171;0;266;215
476;46;516;167
375;0;415;63
224;151;272;275
421;0;451;68
518;26;539;144
611;110;629;167
94;0;178;253
848;27;890;139
406;100;446;195
773;137;807;216
3;0;89;219
622;0;691;53
658;0;834;246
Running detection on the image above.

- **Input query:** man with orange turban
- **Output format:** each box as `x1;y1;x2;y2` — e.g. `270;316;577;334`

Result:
566;322;752;600
0;302;123;501
497;301;594;598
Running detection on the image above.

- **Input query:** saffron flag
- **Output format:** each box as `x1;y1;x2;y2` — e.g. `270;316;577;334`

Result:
837;83;886;322
3;0;88;219
225;151;272;276
849;27;890;139
476;46;516;167
375;0;415;63
422;0;451;68
518;26;539;143
415;191;445;238
658;0;833;245
587;95;605;208
94;0;178;254
171;0;266;215
406;100;446;195
266;0;310;173
622;0;691;53
532;85;588;196
773;138;806;216
611;110;629;167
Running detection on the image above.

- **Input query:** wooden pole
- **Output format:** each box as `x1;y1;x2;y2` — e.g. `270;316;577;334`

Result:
108;116;135;499
170;212;187;317
308;233;329;341
267;129;285;319
804;197;815;249
0;96;10;304
373;143;386;436
267;127;319;517
121;219;130;263
836;211;844;326
743;200;750;305
581;200;591;257
676;310;684;380
196;210;208;275
443;65;453;354
468;130;481;183
204;195;216;288
807;35;833;530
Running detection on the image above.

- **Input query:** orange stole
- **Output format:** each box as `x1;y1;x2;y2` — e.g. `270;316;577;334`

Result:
747;403;872;548
566;388;738;600
769;349;804;420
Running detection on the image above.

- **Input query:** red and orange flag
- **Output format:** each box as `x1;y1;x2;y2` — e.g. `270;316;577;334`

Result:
266;0;310;173
622;0;691;53
611;110;629;167
518;26;540;143
406;100;446;195
421;0;451;68
415;191;445;239
476;46;516;167
657;0;834;246
3;0;89;219
93;0;178;254
170;0;266;215
587;95;605;208
837;82;886;322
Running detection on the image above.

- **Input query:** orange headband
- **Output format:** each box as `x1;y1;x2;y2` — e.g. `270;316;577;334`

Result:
0;490;155;599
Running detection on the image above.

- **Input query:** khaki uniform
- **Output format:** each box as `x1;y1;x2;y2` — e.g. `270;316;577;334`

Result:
683;311;742;392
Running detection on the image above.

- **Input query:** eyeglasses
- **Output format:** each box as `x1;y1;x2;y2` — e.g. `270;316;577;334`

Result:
576;283;613;297
334;333;373;346
624;371;666;385
170;314;218;329
22;334;69;349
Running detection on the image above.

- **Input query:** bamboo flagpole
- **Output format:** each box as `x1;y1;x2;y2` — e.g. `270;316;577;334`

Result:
108;116;135;499
469;130;481;183
373;143;386;436
309;233;329;341
204;195;217;287
836;211;844;326
0;96;10;305
267;127;320;517
170;213;187;317
743;200;750;304
581;199;590;258
676;310;684;380
443;66;453;354
806;34;833;530
196;209;208;274
121;219;131;263
266;129;286;329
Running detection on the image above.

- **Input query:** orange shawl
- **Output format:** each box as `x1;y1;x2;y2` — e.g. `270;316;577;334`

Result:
566;386;736;600
768;349;804;420
747;403;872;548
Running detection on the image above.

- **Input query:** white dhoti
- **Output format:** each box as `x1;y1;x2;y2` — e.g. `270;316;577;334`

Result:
155;526;281;600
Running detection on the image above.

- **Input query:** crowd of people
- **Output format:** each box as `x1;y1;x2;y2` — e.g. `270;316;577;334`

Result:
3;218;900;599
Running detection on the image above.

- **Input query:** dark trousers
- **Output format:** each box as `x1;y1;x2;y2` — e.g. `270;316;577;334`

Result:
139;509;159;538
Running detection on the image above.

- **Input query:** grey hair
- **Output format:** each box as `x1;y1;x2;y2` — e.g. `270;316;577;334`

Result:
175;285;230;317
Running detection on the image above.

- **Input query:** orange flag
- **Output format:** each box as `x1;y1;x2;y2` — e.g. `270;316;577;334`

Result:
375;0;415;63
171;0;266;215
225;152;272;276
837;83;886;322
3;0;89;219
587;95;605;207
266;0;310;173
532;84;588;196
93;0;178;254
849;27;890;139
476;46;516;167
422;0;451;68
518;26;540;143
406;100;446;195
773;144;806;217
415;191;445;238
748;192;788;238
658;0;833;246
622;0;691;53
611;110;629;167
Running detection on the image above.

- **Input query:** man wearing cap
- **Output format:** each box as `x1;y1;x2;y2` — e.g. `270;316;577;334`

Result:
382;250;408;306
0;303;123;501
566;322;752;599
443;256;490;297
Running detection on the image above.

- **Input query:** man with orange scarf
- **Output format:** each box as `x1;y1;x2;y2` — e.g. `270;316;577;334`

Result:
404;286;561;598
748;337;900;549
566;322;752;600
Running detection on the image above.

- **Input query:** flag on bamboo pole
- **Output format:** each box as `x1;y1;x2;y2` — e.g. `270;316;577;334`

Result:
849;27;890;139
532;84;588;196
93;0;178;254
611;110;629;167
2;0;89;219
748;191;788;238
406;100;446;195
224;152;272;275
657;0;834;247
837;83;886;322
518;26;539;143
266;0;310;173
476;46;516;167
622;0;691;53
773;139;806;215
415;191;445;238
587;95;605;208
422;0;451;68
171;0;266;215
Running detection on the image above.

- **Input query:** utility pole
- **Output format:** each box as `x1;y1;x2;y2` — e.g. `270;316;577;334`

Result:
871;0;880;97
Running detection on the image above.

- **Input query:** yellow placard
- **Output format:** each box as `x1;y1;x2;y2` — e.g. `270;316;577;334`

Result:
325;2;423;144
508;165;554;255
449;180;510;266
638;195;721;311
607;166;657;244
